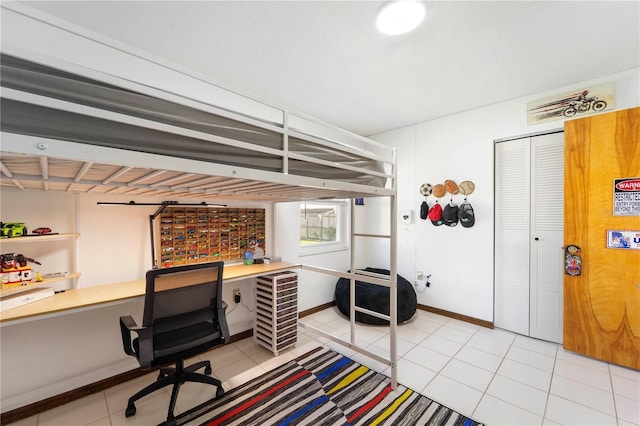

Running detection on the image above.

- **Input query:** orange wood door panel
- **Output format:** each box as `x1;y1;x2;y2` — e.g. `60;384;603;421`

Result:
564;107;640;370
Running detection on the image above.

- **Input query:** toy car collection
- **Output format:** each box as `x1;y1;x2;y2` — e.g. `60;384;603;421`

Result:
0;222;54;237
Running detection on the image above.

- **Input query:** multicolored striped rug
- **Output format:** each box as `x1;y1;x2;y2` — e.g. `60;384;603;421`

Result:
175;346;484;426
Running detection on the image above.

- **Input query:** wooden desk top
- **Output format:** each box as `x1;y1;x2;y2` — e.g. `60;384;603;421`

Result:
0;261;300;324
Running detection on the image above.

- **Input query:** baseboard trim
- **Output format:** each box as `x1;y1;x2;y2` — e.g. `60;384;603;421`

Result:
417;304;494;329
299;301;335;317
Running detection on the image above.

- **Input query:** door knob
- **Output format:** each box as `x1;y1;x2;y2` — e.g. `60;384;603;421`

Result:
534;237;539;241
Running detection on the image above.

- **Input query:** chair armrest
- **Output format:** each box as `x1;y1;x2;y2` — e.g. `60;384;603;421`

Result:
119;316;154;367
136;327;154;368
217;301;231;343
119;315;140;357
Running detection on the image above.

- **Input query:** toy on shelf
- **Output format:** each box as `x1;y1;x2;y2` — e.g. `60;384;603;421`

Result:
0;253;42;287
0;222;28;238
32;227;53;235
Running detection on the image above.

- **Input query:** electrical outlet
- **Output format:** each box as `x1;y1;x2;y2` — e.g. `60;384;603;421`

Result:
233;289;241;303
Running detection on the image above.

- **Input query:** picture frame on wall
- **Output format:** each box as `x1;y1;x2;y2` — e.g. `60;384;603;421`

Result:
526;82;615;125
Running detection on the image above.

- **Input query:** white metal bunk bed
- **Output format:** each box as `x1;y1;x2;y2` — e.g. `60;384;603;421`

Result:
0;2;400;388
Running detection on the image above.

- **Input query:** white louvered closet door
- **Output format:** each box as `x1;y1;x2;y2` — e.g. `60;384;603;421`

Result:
495;138;530;336
529;133;564;343
494;132;564;343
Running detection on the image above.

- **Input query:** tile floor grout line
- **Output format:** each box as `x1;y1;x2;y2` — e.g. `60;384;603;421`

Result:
607;362;621;426
469;327;516;423
102;390;114;426
541;342;559;424
417;322;488;420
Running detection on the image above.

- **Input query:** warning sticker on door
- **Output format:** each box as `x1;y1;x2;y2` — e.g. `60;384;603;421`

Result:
613;178;640;216
607;230;640;250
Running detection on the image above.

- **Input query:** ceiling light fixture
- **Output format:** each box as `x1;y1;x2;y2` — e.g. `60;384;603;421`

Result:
376;0;426;35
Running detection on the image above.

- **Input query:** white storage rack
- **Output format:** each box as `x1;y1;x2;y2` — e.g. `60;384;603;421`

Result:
254;271;299;356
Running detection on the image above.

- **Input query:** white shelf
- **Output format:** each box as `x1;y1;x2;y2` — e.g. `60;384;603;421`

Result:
0;272;81;295
0;233;80;244
40;272;81;286
0;233;80;292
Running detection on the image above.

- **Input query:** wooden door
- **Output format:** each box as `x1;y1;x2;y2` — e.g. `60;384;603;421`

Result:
564;107;640;369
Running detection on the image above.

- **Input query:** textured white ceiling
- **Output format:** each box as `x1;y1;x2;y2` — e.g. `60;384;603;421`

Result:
18;1;640;136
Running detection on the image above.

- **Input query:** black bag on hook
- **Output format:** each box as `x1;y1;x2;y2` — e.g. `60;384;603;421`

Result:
420;201;429;220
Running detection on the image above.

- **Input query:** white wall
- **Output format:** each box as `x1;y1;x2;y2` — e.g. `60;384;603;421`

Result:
1;298;144;410
371;68;640;323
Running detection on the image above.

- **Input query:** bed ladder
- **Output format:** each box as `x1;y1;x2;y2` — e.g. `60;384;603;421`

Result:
351;194;398;388
300;193;398;389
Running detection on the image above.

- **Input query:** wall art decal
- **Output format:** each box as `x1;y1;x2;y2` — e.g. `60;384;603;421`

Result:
527;83;615;125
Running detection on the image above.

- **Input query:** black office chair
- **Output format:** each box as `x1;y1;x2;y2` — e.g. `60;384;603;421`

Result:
119;261;229;425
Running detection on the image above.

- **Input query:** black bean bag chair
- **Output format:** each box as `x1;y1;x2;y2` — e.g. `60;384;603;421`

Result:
334;267;417;325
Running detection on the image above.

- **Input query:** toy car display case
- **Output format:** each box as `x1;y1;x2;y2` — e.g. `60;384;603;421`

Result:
158;207;266;268
254;271;298;356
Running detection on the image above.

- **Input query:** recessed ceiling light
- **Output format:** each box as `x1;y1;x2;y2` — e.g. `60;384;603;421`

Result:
376;1;426;35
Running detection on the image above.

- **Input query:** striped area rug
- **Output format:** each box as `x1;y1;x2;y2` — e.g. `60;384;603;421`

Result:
175;346;484;426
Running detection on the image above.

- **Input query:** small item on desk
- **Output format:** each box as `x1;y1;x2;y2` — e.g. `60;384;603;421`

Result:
243;251;254;266
253;258;264;264
263;256;281;264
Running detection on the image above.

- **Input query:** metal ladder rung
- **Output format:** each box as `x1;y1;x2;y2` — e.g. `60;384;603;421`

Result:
353;306;391;321
353;233;390;239
354;269;392;287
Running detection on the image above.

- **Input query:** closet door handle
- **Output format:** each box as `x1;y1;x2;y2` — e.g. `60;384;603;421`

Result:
534;237;539;241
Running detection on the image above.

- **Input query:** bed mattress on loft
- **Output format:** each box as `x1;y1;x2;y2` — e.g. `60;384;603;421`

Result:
0;54;386;188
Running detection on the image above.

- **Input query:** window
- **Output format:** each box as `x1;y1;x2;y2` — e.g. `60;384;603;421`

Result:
299;200;348;255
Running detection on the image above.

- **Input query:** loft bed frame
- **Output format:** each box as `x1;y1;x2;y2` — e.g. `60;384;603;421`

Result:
0;2;399;388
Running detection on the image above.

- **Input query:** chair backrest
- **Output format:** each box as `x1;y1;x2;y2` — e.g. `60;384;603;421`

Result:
143;262;224;335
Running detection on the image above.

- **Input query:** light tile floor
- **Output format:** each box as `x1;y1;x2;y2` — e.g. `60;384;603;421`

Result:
7;308;639;425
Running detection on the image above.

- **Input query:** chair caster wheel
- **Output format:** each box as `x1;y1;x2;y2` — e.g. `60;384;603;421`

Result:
125;403;136;417
157;372;166;381
216;387;224;398
204;365;212;375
